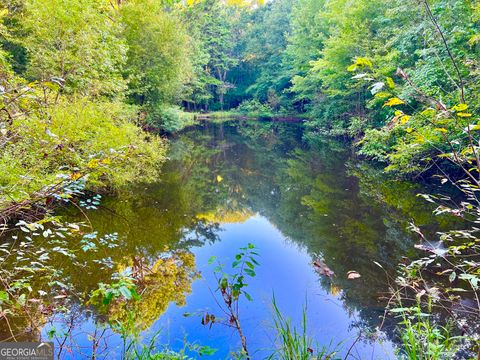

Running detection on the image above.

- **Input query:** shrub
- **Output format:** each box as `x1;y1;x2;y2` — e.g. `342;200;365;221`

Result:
146;105;195;133
235;99;273;117
0;98;166;204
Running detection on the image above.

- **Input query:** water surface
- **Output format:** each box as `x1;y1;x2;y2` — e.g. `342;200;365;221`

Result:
5;119;454;358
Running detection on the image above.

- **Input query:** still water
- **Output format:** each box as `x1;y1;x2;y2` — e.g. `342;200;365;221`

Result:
6;119;453;358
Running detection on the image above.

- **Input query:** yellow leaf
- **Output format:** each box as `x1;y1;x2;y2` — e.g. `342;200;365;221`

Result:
451;103;468;112
435;128;448;133
383;97;405;107
374;92;391;99
347;64;357;72
392;110;410;124
415;134;425;143
406;127;413;133
468;34;480;46
421;108;436;117
457;112;472;117
355;57;373;68
70;172;81;180
87;159;100;169
437;153;452;158
386;77;395;89
216;175;223;183
461;147;473;156
347;57;373;72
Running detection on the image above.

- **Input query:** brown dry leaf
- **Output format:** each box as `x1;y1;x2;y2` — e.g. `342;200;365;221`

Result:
313;259;334;277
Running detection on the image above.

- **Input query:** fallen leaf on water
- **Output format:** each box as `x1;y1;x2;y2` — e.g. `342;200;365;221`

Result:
347;271;361;280
313;259;334;277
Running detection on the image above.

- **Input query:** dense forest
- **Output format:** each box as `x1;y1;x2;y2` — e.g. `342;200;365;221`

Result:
0;0;479;358
1;0;479;178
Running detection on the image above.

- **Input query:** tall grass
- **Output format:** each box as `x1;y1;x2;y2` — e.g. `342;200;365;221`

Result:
268;296;338;360
394;302;460;360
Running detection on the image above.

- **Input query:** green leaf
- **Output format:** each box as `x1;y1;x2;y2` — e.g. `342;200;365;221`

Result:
389;307;411;313
119;286;133;300
130;288;140;301
194;345;218;356
47;328;56;339
103;291;114;305
243;291;252;301
17;294;27;307
244;268;256;277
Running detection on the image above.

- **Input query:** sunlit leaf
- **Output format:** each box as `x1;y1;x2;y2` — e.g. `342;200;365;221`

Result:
386;77;395;89
451;103;468;112
383;97;405;107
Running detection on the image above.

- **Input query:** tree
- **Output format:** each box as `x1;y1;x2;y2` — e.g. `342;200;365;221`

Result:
120;0;191;107
22;0;127;96
242;0;294;109
179;0;239;111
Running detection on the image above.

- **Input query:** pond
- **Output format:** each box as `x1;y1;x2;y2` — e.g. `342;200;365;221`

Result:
1;119;455;358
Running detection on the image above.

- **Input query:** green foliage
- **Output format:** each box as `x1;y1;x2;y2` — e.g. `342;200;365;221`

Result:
235;99;273;117
206;243;259;356
269;296;339;360
209;243;259;303
242;0;294;109
357;128;394;162
121;0;191;106
90;277;140;309
279;0;480;176
147;105;195;133
0;0;188;210
390;179;480;358
22;0;127;96
350;59;479;174
116;322;217;360
392;301;461;359
0;97;166;204
2;0;480;357
178;0;239;111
